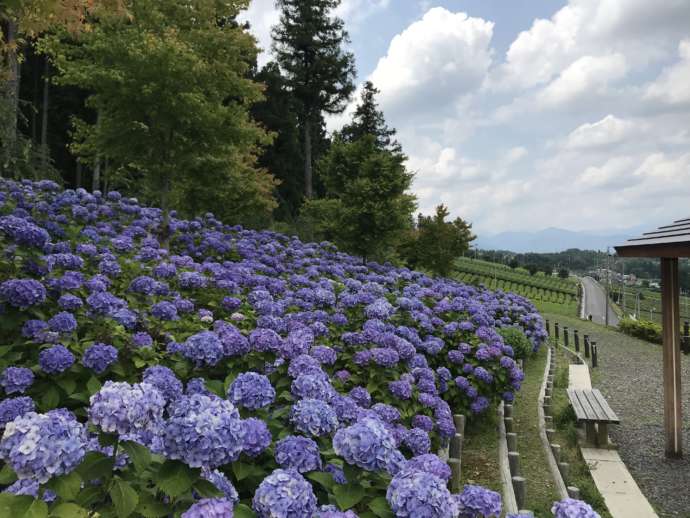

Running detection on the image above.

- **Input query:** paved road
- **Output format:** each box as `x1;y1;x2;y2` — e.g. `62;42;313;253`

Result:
581;276;619;326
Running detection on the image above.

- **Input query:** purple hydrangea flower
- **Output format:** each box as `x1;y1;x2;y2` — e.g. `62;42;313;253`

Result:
333;417;404;474
387;468;457;518
82;343;118;374
403;428;431;456
182;498;235;518
288;354;323;378
143;365;183;402
39;345;75;374
551;498;601;518
181;331;224;366
275;435;322;473
0;279;46;309
47;311;77;334
132;332;153;348
57;294;83;310
389;380;412;400
201;468;239;503
0;409;87;483
151;301;179;321
456;484;502;518
228;372;275;410
3;478;56;502
0;396;35;428
0;215;49;248
290;399;338;437
89;381;165;436
242;417;272;457
253;469;317;518
404;454;451;481
291;373;335;402
0;367;34;394
164;394;244;467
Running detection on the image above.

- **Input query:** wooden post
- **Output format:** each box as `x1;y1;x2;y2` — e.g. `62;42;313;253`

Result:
507;432;517;452
567;486;581;499
564;326;569;347
661;257;683;458
555;323;560;343
546;319;550;336
449;433;463;459
683;321;690;354
584;335;590;358
512;476;526;509
453;414;466;436
508;451;521;476
574;330;580;352
448;458;461;493
591;342;598;368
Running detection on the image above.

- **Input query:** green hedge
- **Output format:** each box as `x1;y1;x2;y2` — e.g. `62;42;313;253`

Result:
618;317;662;344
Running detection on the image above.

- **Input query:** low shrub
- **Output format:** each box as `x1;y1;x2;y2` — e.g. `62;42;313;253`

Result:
618;317;662;344
498;326;534;359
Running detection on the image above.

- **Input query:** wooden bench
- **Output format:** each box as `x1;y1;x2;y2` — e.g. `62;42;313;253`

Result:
567;388;619;447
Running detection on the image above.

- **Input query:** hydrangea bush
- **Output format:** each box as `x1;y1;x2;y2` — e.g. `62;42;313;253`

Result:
0;179;590;517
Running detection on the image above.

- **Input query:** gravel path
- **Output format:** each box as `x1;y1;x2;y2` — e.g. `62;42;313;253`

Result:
545;314;690;518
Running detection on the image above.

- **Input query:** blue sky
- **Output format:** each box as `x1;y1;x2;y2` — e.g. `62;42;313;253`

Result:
241;0;690;236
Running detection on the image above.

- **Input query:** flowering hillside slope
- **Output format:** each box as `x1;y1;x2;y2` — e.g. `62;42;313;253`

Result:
0;179;568;517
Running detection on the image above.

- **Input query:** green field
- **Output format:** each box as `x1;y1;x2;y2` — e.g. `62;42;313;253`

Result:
454;257;580;312
609;283;690;324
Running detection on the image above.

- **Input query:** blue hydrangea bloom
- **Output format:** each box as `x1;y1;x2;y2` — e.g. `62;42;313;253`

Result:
387;469;457;518
47;312;77;334
181;498;235;518
275;435;322;473
89;381;165;436
181;331;224;366
151;301;179;321
404;454;451;481
3;478;56;502
201;468;239;503
132;331;153;348
0;396;35;428
0;279;46;308
82;343;118;374
0;367;34;394
290;399;338;437
39;344;75;374
317;505;358;518
164;394;245;468
0;215;49;248
242;417;272;457
291;373;335;402
228;372;275;410
551;498;601;518
0;409;87;483
253;469;317;518
333;417;404;475
143;365;183;402
456;484;502;518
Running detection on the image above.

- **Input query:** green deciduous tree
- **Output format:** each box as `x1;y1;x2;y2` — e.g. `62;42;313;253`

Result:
43;0;276;227
272;0;355;200
403;205;476;276
308;135;416;262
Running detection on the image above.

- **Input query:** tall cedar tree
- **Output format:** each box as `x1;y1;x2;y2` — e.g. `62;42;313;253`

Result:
44;0;276;228
341;81;401;153
406;204;475;276
272;0;355;199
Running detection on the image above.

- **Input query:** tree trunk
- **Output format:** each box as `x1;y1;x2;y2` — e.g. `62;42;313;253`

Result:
75;161;82;188
40;57;49;175
2;18;20;176
303;117;313;199
92;112;101;191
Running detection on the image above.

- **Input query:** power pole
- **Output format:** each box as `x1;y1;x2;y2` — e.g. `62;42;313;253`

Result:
621;259;626;316
605;247;610;326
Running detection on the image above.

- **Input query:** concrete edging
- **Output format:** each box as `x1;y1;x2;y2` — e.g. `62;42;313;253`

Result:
497;401;519;515
538;346;570;499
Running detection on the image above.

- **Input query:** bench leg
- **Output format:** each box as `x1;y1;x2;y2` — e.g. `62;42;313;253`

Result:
596;423;608;447
585;422;597;445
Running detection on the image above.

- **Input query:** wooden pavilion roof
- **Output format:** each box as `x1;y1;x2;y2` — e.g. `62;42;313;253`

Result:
615;217;690;258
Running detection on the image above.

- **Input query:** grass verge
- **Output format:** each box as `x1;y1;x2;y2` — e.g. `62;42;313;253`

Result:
461;411;502;494
550;345;612;518
513;346;561;516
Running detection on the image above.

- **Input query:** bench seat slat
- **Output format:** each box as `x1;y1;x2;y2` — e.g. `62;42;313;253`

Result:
567;388;619;424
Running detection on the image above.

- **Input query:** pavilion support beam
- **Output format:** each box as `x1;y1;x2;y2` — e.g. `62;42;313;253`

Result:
661;257;683;458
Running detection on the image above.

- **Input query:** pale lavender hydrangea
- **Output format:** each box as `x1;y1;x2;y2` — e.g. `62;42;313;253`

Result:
551;498;601;518
182;498;234;518
403;454;451;481
333;417;404;474
456;484;502;518
242;417;272;457
201;468;239;503
290;399;338;437
275;435;322;473
0;367;34;394
163;394;244;468
317;506;357;518
387;469;457;518
253;469;317;518
88;381;165;436
0;396;35;428
228;372;275;410
0;409;87;483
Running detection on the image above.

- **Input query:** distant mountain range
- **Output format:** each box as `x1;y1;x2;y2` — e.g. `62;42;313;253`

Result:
473;226;647;253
